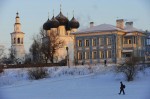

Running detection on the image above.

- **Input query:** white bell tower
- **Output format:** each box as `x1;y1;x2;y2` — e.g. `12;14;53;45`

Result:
10;12;25;64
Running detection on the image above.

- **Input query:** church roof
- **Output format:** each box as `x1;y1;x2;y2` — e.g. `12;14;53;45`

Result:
69;17;80;29
55;11;69;26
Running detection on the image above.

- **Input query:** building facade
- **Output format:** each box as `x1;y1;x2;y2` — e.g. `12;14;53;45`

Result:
73;19;147;64
146;32;150;61
10;12;25;64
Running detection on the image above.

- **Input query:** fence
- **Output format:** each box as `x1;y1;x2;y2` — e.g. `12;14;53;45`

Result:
0;63;66;69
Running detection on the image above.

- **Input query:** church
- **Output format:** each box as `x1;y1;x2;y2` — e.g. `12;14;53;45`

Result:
42;7;79;65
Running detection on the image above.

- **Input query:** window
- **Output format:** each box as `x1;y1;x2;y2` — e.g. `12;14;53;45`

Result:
14;38;16;44
78;40;82;47
107;38;111;45
85;39;89;47
85;51;90;59
147;39;150;45
100;51;104;59
78;52;82;60
18;38;20;44
99;38;104;46
92;38;97;46
107;50;112;58
92;51;97;59
124;38;127;44
128;39;132;44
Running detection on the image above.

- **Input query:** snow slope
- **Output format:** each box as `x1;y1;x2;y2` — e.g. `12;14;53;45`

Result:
0;65;150;99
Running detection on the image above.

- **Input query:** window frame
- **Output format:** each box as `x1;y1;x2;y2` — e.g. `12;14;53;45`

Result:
100;50;104;59
107;50;112;58
78;40;82;47
107;37;112;45
85;39;90;47
78;52;82;60
85;51;90;59
92;38;97;46
99;38;104;46
92;51;97;59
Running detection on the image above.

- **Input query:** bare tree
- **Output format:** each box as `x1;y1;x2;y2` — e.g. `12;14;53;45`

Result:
29;35;43;63
41;30;65;63
0;46;5;58
0;45;5;64
9;48;16;64
116;55;141;81
39;27;46;38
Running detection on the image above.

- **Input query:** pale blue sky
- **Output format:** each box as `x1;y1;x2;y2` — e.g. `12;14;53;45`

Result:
0;0;150;53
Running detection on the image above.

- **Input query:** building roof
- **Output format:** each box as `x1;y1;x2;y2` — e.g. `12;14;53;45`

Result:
73;24;123;34
124;26;143;32
72;23;144;34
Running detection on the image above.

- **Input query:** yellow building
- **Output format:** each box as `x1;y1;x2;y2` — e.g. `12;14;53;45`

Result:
72;19;147;64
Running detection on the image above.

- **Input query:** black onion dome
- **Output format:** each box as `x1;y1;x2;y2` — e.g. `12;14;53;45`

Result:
43;19;51;30
50;16;60;28
69;17;80;28
55;11;69;26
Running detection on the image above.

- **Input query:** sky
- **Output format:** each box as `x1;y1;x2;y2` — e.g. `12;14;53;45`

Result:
0;0;150;54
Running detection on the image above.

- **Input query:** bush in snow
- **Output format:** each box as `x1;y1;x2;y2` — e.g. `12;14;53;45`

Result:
116;56;141;81
28;67;49;80
0;67;3;74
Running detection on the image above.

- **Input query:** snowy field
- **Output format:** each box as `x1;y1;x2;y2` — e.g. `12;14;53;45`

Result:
0;64;150;99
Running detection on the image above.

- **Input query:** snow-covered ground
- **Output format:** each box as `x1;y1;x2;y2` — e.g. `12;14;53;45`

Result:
0;64;150;99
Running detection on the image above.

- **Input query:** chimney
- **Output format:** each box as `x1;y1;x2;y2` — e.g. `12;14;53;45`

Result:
125;22;133;28
90;22;94;28
116;19;124;29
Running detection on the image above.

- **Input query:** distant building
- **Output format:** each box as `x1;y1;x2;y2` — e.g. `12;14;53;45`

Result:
146;31;150;60
10;12;25;64
72;19;147;64
42;8;79;65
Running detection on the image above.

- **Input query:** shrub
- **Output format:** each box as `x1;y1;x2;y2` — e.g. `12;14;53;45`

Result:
0;67;4;74
28;67;49;80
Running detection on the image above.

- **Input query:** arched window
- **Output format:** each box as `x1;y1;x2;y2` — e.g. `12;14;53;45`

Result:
21;38;23;44
14;38;16;44
18;38;20;44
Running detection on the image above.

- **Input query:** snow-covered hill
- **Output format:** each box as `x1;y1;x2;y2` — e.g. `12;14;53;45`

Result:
0;64;150;99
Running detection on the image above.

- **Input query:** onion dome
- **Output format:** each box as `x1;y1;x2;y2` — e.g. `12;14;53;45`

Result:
50;16;60;28
43;18;51;30
55;11;69;26
69;17;80;28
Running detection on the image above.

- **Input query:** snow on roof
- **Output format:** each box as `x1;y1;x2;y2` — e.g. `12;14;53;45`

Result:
124;32;134;36
73;24;124;34
124;26;144;32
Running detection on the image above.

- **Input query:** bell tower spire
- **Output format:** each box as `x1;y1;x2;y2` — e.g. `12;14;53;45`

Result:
14;12;21;32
